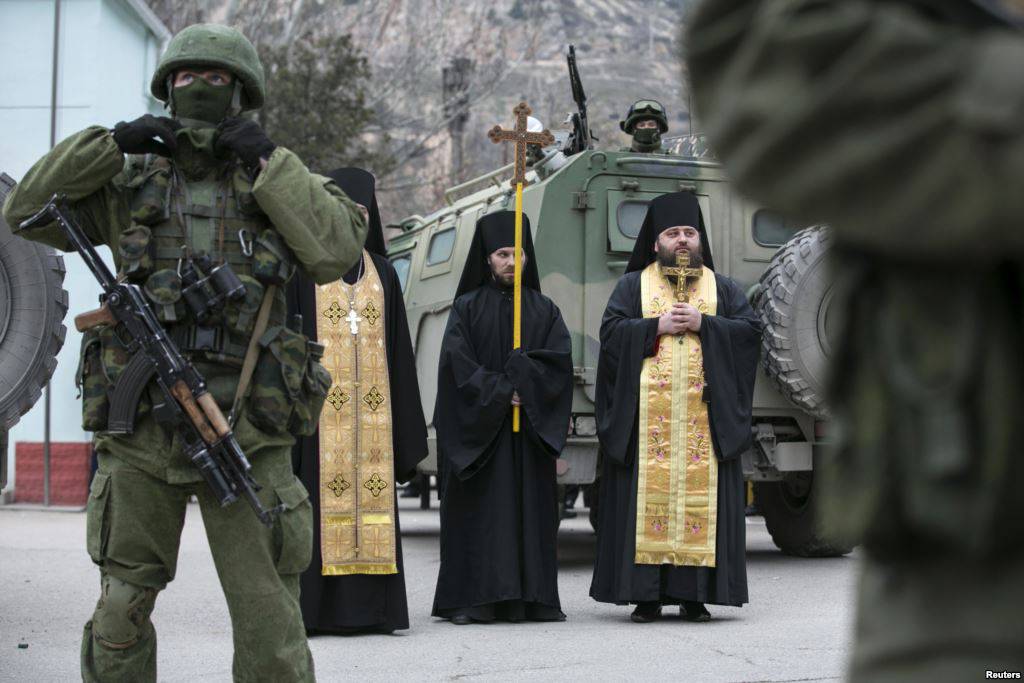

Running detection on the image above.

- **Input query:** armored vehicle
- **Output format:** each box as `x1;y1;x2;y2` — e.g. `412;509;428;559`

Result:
390;49;846;557
0;173;69;489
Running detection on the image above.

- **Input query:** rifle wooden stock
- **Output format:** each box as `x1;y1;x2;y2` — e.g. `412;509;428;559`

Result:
75;305;116;332
170;380;219;444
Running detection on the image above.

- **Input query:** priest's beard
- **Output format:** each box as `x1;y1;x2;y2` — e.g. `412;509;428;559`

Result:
491;269;515;289
656;243;704;272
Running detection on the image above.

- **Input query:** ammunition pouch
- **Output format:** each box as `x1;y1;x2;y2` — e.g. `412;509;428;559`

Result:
143;268;186;323
247;325;330;436
118;225;155;281
77;330;109;432
75;326;153;433
251;229;295;285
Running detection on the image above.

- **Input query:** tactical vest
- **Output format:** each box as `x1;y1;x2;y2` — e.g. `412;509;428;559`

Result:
118;153;293;360
77;153;330;438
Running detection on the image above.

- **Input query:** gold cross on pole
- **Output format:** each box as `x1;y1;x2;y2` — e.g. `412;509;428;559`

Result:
487;102;553;433
488;102;555;187
662;251;703;303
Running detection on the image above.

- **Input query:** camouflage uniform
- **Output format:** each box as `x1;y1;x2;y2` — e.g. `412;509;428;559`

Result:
3;24;366;682
688;1;1024;679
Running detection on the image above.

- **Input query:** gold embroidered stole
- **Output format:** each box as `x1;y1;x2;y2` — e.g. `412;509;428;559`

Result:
635;262;719;567
316;252;397;575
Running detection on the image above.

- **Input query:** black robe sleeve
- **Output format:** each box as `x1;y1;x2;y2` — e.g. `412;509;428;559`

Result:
504;302;574;458
434;298;517;481
701;274;763;461
374;253;429;482
595;273;661;467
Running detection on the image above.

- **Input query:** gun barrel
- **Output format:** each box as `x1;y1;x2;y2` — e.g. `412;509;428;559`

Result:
19;194;118;289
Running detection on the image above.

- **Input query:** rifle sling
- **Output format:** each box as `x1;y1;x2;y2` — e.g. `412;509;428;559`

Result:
230;283;277;426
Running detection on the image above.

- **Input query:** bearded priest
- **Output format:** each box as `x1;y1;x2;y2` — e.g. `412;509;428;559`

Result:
589;191;761;623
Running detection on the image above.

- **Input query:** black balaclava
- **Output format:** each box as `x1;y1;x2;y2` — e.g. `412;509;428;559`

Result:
625;191;714;273
454;210;541;299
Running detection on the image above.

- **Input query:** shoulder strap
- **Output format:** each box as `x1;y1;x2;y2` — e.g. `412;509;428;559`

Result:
229;283;277;427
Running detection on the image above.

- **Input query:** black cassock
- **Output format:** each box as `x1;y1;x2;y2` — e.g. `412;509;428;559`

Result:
288;251;428;633
590;270;761;607
431;282;573;621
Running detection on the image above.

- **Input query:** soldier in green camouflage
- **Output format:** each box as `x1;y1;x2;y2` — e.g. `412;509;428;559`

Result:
620;99;670;153
687;1;1024;679
3;23;367;682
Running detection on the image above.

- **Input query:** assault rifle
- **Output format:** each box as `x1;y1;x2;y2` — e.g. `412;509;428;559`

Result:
565;44;594;155
20;195;282;526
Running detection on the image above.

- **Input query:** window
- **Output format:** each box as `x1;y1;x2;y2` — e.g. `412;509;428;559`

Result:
616;200;650;239
753;209;804;247
426;228;455;266
392;255;412;291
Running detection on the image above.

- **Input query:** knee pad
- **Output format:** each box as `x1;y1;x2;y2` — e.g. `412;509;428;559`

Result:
92;575;157;650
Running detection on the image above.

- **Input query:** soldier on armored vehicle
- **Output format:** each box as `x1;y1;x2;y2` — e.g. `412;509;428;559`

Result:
620;99;671;154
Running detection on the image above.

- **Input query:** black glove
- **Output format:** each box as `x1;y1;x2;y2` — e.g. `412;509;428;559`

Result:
215;117;276;170
111;115;181;157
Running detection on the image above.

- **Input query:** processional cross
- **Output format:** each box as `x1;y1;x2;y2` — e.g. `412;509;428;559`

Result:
663;251;703;304
488;102;555;433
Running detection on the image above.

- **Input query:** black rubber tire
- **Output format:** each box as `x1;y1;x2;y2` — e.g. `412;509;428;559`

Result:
754;225;833;418
0;175;68;430
755;474;854;557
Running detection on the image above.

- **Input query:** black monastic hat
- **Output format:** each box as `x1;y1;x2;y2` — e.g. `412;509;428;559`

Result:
625;191;715;273
454;210;542;299
326;167;387;257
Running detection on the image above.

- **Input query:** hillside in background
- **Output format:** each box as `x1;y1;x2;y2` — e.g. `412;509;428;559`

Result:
151;0;695;221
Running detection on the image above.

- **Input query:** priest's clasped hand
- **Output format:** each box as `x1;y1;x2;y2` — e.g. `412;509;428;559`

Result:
657;302;702;336
511;391;522;407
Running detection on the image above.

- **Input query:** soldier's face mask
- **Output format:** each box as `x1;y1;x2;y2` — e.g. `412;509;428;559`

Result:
633;126;662;147
172;78;235;124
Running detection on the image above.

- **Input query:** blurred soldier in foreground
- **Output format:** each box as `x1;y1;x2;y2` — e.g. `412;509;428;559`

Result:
4;23;366;681
687;1;1024;679
620;100;670;153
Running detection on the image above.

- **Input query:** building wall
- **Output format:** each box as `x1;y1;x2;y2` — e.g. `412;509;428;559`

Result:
0;0;166;493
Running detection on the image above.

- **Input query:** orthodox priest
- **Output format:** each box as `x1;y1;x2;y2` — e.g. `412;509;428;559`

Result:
590;191;761;623
432;210;574;625
289;167;428;634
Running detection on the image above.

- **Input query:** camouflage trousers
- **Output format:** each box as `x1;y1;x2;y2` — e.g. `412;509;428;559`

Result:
81;446;315;683
851;553;1024;682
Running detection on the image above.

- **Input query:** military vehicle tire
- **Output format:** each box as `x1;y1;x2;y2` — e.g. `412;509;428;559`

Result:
755;473;854;557
0;175;68;431
754;226;832;419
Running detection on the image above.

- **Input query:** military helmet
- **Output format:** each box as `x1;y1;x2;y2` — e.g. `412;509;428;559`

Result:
150;24;266;110
620;99;669;134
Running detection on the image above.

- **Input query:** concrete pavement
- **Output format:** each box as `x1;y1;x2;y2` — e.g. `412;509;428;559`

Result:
0;496;856;681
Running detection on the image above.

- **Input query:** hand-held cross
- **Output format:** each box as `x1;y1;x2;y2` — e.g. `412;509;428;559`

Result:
488;102;554;433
